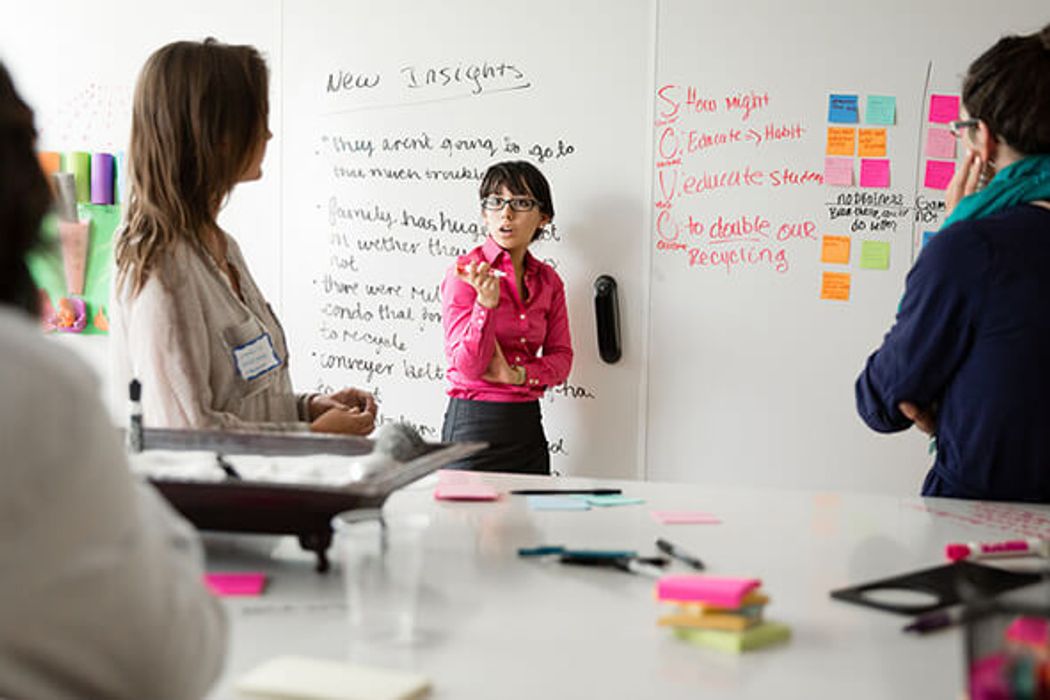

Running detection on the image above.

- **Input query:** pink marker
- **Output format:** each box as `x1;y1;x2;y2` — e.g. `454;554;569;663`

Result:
945;538;1050;562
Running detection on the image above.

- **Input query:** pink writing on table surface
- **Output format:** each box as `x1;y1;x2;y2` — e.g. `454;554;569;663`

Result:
904;501;1050;539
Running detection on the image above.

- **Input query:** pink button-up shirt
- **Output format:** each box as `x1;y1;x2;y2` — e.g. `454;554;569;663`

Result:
442;238;573;402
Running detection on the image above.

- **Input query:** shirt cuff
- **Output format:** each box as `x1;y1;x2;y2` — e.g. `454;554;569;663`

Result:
297;393;317;422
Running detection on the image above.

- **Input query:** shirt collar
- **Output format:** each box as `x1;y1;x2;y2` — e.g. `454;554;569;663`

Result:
481;236;538;275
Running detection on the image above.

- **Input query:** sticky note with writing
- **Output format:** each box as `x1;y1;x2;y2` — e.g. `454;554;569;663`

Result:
859;158;890;188
925;128;956;159
820;272;851;302
929;94;960;124
821;236;851;264
865;95;896;125
828;94;859;123
858;129;887;157
859;240;891;270
205;572;267;597
924;159;956;190
826;127;856;156
823;157;853;186
657;575;762;607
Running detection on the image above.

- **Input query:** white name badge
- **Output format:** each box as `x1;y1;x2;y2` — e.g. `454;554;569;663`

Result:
232;332;282;380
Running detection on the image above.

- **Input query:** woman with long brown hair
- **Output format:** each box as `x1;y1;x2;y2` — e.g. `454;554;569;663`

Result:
112;38;375;433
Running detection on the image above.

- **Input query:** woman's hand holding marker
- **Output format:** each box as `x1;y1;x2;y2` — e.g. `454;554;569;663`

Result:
456;261;502;309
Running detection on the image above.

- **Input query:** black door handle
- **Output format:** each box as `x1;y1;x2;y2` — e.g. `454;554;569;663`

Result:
594;275;621;364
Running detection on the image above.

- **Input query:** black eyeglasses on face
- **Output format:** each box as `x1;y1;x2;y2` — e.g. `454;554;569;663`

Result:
949;119;979;138
481;195;540;212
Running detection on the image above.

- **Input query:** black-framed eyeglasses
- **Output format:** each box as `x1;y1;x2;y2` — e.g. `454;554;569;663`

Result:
949;119;979;138
481;195;540;212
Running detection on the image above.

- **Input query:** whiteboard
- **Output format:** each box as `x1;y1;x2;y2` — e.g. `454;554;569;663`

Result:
645;0;1048;492
4;0;1047;492
280;0;653;478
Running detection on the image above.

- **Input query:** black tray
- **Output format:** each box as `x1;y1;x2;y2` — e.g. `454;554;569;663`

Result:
141;427;484;571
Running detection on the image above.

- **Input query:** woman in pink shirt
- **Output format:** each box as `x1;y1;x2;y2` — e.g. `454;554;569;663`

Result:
441;161;574;474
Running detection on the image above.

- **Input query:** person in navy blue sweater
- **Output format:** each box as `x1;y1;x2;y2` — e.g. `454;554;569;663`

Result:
856;23;1050;501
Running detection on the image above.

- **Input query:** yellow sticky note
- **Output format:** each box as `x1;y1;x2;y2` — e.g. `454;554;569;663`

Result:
858;128;887;157
826;127;856;156
820;272;851;301
821;235;851;264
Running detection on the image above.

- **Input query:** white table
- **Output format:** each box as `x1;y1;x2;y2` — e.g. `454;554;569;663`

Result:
204;473;1050;699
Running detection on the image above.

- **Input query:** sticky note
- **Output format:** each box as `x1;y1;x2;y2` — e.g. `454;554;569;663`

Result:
657;575;762;607
859;240;891;270
434;470;499;501
67;151;91;203
828;94;859;123
651;511;721;525
38;151;61;177
826;127;856;156
527;495;590;511
205;572;267;596
821;236;851;264
237;656;431;700
584;494;645;507
674;621;792;654
929;94;960;124
859;158;890;188
924;159;956;190
923;231;938;247
858;129;887;157
865;95;896;125
820;272;851;301
823;157;853;186
925;128;956;159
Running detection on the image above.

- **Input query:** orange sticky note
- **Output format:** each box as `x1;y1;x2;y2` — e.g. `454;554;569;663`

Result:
820;272;851;301
858;129;887;157
821;236;851;264
38;151;61;177
826;127;856;156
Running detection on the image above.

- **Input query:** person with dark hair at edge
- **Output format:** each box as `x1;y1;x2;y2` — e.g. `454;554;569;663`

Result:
857;24;1050;501
111;38;376;434
0;61;227;700
441;161;573;474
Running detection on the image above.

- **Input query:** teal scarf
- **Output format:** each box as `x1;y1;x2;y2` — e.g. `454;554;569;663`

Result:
942;154;1050;227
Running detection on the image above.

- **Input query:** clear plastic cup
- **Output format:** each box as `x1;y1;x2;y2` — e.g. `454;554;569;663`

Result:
331;509;431;655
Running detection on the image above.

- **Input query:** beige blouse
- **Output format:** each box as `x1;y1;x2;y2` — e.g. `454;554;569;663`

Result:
111;231;310;431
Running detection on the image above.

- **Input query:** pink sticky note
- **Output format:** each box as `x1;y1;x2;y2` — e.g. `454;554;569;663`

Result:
929;94;960;124
925;128;956;159
205;572;267;597
651;510;721;525
859;158;890;188
823;157;853;187
434;469;499;501
1005;617;1050;647
924;159;956;190
656;575;762;608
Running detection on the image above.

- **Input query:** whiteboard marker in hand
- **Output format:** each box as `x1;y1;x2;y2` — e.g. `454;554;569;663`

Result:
457;264;506;278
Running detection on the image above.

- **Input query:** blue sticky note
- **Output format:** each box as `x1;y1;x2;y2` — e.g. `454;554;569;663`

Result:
527;495;591;511
923;230;938;247
866;95;896;125
585;495;646;507
828;94;860;124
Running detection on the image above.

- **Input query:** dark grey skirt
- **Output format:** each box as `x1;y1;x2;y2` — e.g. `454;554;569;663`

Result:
441;397;550;475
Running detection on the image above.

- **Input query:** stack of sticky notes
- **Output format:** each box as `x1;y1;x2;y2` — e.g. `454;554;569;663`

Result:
656;575;790;653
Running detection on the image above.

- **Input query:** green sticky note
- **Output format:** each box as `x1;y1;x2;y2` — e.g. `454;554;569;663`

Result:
866;95;896;125
859;240;891;270
67;151;92;203
584;494;645;507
